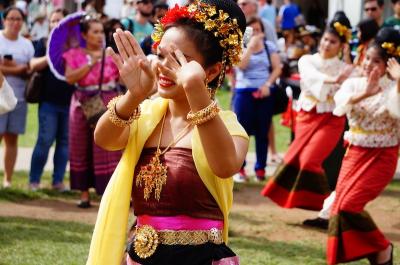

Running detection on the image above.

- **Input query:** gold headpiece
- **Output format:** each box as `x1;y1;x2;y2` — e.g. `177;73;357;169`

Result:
151;1;243;66
333;22;351;42
381;42;400;57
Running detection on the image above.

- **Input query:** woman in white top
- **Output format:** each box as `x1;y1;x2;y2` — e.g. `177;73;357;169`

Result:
327;27;400;265
0;7;34;188
262;13;353;210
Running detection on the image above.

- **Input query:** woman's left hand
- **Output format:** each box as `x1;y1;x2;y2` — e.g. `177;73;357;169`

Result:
156;46;206;94
259;83;271;97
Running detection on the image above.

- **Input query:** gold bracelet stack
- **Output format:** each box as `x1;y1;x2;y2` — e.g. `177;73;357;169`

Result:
187;100;220;126
107;95;141;127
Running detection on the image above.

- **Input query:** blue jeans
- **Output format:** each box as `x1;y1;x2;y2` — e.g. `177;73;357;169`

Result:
233;89;274;170
29;102;69;185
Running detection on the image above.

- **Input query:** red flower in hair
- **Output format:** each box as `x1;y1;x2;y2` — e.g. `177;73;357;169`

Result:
160;4;192;26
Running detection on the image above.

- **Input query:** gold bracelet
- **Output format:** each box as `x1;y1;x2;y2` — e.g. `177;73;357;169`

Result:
187;100;220;126
107;95;141;127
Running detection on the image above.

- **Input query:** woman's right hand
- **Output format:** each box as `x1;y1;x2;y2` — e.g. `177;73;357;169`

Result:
364;67;382;97
108;29;156;99
247;33;264;52
387;58;400;81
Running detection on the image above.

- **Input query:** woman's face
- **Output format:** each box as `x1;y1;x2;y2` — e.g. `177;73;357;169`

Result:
156;27;207;100
3;10;24;35
319;32;342;58
49;12;64;31
361;46;386;77
82;22;105;49
249;21;263;36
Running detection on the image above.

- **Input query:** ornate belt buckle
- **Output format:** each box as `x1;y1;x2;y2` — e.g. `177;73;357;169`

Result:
133;225;159;259
207;228;222;244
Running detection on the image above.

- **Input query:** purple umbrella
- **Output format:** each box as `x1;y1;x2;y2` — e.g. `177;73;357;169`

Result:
47;12;87;81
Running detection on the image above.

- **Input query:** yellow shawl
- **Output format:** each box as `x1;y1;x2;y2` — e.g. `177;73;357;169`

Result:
86;97;248;265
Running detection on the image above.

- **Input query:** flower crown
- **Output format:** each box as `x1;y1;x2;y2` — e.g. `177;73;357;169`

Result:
151;1;243;66
381;42;400;57
333;22;351;43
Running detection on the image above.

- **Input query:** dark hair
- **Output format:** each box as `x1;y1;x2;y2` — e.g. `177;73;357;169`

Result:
325;11;351;43
50;8;68;18
80;16;102;33
357;18;379;43
369;27;400;62
104;18;125;46
364;0;384;7
3;6;25;20
391;0;400;4
246;16;265;33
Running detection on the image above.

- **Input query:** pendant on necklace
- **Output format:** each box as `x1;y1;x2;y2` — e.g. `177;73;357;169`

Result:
136;149;168;201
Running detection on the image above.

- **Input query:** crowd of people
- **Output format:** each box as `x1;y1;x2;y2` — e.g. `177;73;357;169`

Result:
0;0;400;264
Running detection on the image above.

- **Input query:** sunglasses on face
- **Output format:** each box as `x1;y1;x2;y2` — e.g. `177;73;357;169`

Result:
364;7;378;12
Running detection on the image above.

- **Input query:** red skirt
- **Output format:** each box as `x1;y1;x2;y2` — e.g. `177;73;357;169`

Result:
327;144;398;264
261;110;345;210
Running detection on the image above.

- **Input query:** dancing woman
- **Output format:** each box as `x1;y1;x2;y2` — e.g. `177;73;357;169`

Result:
327;27;400;265
261;13;353;210
86;0;249;264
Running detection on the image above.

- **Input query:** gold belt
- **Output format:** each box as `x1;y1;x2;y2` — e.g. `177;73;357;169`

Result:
349;126;392;135
132;225;223;259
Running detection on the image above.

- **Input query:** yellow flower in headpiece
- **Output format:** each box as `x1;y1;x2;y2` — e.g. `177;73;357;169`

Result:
151;0;243;66
381;42;400;57
333;22;351;42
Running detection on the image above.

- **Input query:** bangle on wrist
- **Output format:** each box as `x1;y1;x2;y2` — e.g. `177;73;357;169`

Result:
187;100;220;126
107;95;141;127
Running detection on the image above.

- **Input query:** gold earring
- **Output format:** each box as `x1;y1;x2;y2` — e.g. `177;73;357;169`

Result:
205;77;215;99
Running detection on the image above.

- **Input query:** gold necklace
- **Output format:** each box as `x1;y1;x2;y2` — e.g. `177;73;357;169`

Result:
136;112;191;201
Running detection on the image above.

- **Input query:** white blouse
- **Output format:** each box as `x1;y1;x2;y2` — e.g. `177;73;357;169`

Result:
297;53;347;113
0;78;17;115
333;75;400;148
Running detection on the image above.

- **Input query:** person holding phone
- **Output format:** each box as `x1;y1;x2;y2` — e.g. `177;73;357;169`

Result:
0;7;34;188
232;15;281;182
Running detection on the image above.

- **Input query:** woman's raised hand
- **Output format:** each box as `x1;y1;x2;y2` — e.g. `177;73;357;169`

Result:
387;58;400;81
156;45;207;94
364;67;382;97
108;29;156;99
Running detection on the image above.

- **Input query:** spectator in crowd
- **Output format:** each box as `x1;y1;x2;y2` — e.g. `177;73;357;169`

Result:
140;0;169;55
63;16;122;207
0;7;34;188
149;0;169;26
121;0;136;19
0;70;17;115
383;0;400;29
277;0;301;31
354;18;380;66
233;16;281;182
259;0;276;29
30;13;49;41
298;25;320;55
121;0;154;43
28;8;75;192
104;18;125;52
238;0;278;45
364;0;385;27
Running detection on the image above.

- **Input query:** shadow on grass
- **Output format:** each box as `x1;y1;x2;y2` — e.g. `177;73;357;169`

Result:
0;216;93;245
0;187;100;203
229;235;327;265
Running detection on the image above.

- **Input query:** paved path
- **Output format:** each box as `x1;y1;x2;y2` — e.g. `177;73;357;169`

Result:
1;147;400;179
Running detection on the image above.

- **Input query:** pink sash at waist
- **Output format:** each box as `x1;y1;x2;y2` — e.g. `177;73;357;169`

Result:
137;215;224;230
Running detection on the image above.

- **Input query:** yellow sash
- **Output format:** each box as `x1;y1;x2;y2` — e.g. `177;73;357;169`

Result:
86;97;248;265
